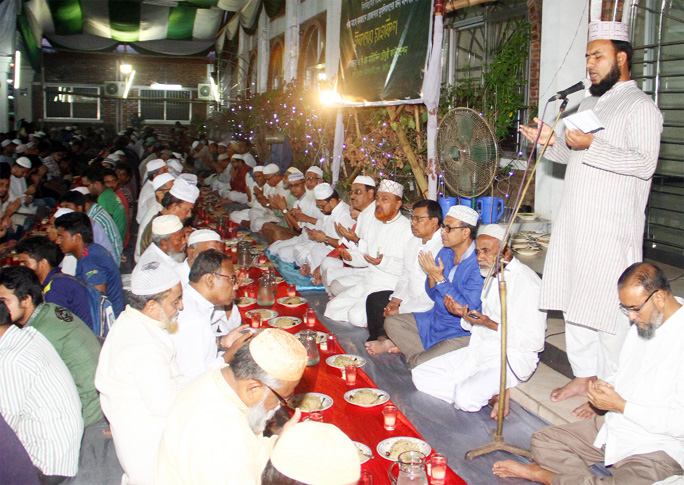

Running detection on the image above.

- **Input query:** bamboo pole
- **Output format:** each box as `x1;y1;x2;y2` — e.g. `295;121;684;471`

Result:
387;105;429;198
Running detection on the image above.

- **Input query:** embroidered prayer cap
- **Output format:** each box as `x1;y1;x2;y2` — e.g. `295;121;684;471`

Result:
478;224;508;243
71;187;90;195
313;183;334;200
169;178;200;204
152;214;183;236
146;159;166;172
288;172;304;183
188;229;221;246
263;164;280;176
178;173;198;185
153;173;176;191
54;208;74;219
248;329;307;381
270;422;360;485
587;0;631;42
378;179;404;198
131;261;181;296
352;175;376;187
167;159;183;173
286;167;302;174
446;205;479;227
306;166;323;177
253;166;265;173
217;153;230;161
15;144;28;154
16;157;31;169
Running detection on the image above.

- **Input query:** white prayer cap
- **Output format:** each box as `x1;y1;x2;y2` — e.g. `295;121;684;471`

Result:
230;153;243;161
288;172;304;183
16;157;31;169
12;138;22;145
26;142;35;148
588;21;629;42
169;179;199;204
15;144;28;154
191;140;201;149
131;261;181;296
242;153;257;168
478;224;508;243
178;173;198;185
172;151;183;160
353;175;375;187
152;214;183;236
253;166;264;173
153;173;176;190
71;186;90;195
313;183;334;200
263;164;280;176
117;131;125;136
101;158;116;167
378;179;403;198
228;141;240;151
306;166;323;177
188;229;221;246
113;150;125;156
167;159;183;172
446;205;479;226
53;208;74;219
208;140;216;145
271;422;360;485
218;142;227;147
286;166;302;174
248;329;307;381
1;140;12;147
146;159;166;172
35;131;46;137
218;153;230;161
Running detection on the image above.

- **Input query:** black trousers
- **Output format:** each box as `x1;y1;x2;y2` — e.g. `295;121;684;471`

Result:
365;290;393;341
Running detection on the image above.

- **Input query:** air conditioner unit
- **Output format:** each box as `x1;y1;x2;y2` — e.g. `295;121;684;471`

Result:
197;83;213;100
104;81;125;97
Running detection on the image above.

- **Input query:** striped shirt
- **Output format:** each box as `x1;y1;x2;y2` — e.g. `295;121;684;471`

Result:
88;203;123;264
541;80;663;333
0;325;84;477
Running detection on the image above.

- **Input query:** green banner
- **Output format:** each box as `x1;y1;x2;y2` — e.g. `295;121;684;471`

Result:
338;0;432;104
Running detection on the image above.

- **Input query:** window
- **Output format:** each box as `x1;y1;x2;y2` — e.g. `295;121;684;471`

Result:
298;21;326;89
268;39;284;91
247;52;258;97
45;85;100;120
139;88;192;121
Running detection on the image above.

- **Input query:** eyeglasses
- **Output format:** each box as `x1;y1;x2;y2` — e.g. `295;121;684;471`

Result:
305;177;319;181
261;382;292;407
212;272;239;285
442;225;467;233
351;189;367;195
411;215;430;222
619;289;658;315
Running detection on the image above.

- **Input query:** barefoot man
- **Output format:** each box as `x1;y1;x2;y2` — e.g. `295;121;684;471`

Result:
493;263;684;484
519;7;662;418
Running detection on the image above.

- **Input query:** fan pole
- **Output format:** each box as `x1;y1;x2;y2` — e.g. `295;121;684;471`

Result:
465;99;569;461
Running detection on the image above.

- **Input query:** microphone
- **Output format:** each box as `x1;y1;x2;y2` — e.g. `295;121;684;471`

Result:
548;79;590;101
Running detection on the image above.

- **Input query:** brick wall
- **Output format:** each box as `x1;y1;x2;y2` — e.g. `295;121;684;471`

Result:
34;52;214;134
527;0;543;106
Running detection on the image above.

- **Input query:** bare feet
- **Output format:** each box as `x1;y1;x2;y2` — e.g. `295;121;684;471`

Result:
571;401;598;419
550;376;595;402
365;338;401;355
299;264;311;276
492;461;553;484
489;389;510;420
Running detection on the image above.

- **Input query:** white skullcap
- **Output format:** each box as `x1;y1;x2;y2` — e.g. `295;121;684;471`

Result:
153;173;176;190
172;151;183;159
242;152;257;168
101;158;116;167
249;329;307;381
188;229;221;246
12;138;22;145
117;131;125;136
288;172;304;183
35;131;46;137
178;173;198;185
26;142;35;148
306;166;323;177
479;224;508;243
169;179;199;204
152;214;183;236
217;153;230;161
252;166;264;173
53;208;74;219
147;159;166;172
313;183;334;200
16;157;31;169
1;140;11;147
208;140;216;145
263;164;280;176
378;179;404;198
218;142;227;147
131;261;181;296
71;187;90;195
353;175;376;187
191;140;201;149
588;21;630;42
271;422;360;485
286;167;302;174
228;141;240;151
167;159;183;172
15;144;28;154
446;205;479;227
113;150;125;156
230;153;243;161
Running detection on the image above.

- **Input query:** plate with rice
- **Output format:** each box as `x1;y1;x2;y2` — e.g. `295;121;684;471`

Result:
377;437;431;461
288;393;333;412
326;354;366;369
344;388;389;407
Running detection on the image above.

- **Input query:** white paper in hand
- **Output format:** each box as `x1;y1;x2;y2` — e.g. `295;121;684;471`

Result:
563;110;604;133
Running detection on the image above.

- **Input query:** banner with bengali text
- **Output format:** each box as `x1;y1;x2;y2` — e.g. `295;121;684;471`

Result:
337;0;433;105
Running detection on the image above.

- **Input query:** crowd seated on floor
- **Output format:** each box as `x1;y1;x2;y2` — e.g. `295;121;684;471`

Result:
0;125;680;485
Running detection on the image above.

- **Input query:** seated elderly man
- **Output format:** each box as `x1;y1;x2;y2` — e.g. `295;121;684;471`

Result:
366;199;443;353
249;164;289;232
493;262;684;484
379;206;483;369
136;159;169;223
178;228;222;278
135;172;175;262
412;224;546;417
172;249;251;379
156;329;307;484
261;421;360;485
96;261;187;485
262;171;307;243
138;215;188;285
230;165;265;226
324;179;412;328
219;153;252;204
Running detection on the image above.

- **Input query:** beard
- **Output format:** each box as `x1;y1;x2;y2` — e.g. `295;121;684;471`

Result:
247;394;279;434
479;264;493;278
160;307;179;334
168;246;187;263
375;207;398;223
589;59;621;96
634;309;664;340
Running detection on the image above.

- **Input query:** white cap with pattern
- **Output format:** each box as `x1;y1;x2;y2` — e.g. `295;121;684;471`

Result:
378;179;403;198
131;261;181;296
152;214;184;236
446;205;479;226
169;179;199;204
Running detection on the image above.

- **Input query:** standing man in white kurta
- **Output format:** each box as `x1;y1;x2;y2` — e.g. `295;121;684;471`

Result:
324;180;412;327
519;15;663;418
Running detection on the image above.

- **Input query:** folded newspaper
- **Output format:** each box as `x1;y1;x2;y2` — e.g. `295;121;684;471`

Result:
563;109;604;133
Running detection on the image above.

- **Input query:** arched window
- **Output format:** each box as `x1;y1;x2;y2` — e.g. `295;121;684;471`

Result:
268;39;284;90
298;21;326;89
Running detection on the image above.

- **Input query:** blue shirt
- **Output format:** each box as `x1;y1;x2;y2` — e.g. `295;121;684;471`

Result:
415;242;484;349
43;268;94;331
76;243;124;316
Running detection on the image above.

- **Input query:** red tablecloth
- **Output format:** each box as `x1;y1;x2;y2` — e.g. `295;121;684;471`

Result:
237;265;467;485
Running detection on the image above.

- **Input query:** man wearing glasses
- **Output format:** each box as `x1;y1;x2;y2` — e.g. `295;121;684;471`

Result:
493;262;684;484
172;249;252;380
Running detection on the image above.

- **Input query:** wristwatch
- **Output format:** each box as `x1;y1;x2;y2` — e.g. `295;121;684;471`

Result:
283;209;288;214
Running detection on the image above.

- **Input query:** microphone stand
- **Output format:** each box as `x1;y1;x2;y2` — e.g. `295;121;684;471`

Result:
465;97;569;461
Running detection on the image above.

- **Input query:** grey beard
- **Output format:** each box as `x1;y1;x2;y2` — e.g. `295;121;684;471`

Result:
168;249;186;263
247;395;278;434
635;310;664;340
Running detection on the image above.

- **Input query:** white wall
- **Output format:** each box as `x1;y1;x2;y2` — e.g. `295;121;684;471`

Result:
535;0;590;220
